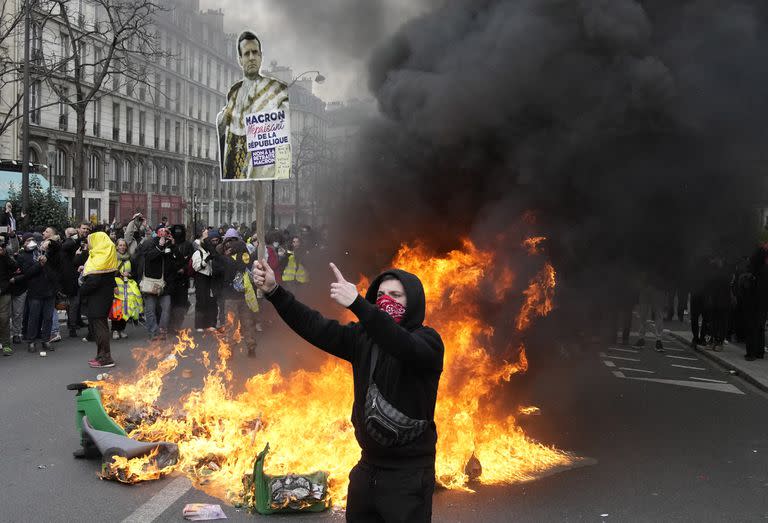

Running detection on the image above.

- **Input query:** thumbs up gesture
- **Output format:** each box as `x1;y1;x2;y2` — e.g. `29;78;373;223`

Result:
252;258;277;293
329;262;358;307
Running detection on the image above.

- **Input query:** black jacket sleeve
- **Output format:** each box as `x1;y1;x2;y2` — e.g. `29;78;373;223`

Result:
348;295;443;371
266;285;356;362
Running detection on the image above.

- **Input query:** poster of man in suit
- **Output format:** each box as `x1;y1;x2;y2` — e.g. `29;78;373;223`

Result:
217;31;291;181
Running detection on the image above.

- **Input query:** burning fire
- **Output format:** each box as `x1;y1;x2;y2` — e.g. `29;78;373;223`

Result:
92;237;575;507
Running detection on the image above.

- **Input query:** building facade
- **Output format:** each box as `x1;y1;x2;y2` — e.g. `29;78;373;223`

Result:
1;0;261;228
264;63;328;230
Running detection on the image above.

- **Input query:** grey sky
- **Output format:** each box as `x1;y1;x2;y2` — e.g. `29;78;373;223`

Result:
199;0;437;102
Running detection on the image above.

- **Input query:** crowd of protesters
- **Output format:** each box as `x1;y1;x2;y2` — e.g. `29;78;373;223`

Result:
602;242;768;361
0;202;322;368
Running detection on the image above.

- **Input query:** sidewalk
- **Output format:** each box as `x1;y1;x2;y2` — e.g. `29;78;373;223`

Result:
666;324;768;392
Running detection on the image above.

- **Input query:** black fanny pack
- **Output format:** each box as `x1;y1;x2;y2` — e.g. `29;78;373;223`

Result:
364;346;428;447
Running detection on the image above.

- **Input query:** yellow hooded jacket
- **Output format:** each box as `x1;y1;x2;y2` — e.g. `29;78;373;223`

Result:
83;232;118;276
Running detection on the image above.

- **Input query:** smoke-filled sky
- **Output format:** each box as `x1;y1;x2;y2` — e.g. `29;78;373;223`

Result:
199;0;438;101
336;0;768;290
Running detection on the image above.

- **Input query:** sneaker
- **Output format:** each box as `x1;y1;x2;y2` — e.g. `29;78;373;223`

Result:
195;328;204;333
49;333;62;343
12;335;21;344
655;340;665;352
39;350;47;357
634;338;646;348
89;359;115;368
82;337;89;343
2;346;12;356
119;332;128;339
27;342;36;353
112;331;120;340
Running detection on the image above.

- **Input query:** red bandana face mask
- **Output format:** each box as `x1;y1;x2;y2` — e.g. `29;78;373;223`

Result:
376;294;406;324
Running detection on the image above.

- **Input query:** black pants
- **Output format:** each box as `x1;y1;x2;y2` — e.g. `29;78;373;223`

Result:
90;317;112;363
710;307;729;345
744;307;766;358
194;275;217;329
690;294;709;341
169;289;190;333
345;461;435;523
111;318;127;332
67;291;82;330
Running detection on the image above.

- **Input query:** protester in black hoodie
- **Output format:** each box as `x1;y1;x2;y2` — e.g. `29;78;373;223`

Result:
253;261;444;522
17;236;58;356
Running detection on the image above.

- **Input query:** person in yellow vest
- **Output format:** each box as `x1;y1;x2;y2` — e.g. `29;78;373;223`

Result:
282;236;309;294
110;239;143;340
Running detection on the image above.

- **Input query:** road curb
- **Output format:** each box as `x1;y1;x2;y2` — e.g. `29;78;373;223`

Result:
667;331;768;393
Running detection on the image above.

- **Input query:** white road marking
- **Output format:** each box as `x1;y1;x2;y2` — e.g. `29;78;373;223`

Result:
665;355;699;361
608;347;639;354
619;367;654;374
121;476;191;523
662;347;685;352
626;377;743;395
599;352;641;362
603;360;616;367
612;371;626;378
670;364;706;371
690;376;729;384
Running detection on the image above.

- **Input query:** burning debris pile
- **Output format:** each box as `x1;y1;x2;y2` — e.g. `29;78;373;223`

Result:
89;238;575;508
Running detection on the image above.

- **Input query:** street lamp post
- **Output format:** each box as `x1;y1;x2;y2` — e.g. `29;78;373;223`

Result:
279;70;325;228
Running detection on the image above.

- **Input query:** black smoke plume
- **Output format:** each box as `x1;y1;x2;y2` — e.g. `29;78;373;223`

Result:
331;0;768;318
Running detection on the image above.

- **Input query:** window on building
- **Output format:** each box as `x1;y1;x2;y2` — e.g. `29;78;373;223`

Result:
122;159;132;191
60;32;70;73
205;129;210;159
189;48;195;78
139;111;145;146
106;157;116;190
206;57;210;86
150;163;158;191
112;102;120;141
176;41;182;73
175;81;181;113
126;107;133;144
197;127;202;157
216;63;220;91
205;93;210;121
188;125;194;156
112;70;119;92
165;77;171;109
174;121;180;152
136;161;144;191
92;97;101;136
189;86;194;116
198;55;202;83
30;81;41;124
164;119;170;150
58;87;69;130
171;167;179;191
88;154;100;190
161;165;168;190
197;90;201;120
154;115;160;148
31;22;42;62
54;149;67;188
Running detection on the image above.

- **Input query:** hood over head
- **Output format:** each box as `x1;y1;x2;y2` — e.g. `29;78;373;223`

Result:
83;232;118;276
223;228;241;241
365;269;427;331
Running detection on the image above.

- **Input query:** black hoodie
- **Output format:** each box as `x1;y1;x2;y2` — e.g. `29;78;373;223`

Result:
266;269;444;469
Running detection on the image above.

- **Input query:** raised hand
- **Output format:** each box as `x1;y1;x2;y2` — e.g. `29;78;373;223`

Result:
252;259;277;293
329;262;358;307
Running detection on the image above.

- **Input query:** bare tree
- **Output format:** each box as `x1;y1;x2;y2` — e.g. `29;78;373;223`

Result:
33;0;169;219
0;0;59;141
291;125;329;224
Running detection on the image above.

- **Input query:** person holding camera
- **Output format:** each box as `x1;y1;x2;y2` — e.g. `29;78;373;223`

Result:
62;222;91;337
136;227;178;341
252;261;444;522
124;212;147;257
17;235;58;357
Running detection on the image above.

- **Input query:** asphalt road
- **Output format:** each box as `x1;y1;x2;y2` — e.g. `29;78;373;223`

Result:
1;315;767;522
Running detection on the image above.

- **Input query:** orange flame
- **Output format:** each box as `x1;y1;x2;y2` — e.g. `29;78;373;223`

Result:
95;238;573;506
